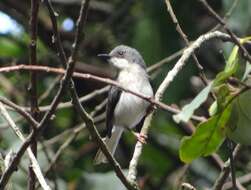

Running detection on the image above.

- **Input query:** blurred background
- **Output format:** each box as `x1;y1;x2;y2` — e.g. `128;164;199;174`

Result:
0;0;251;189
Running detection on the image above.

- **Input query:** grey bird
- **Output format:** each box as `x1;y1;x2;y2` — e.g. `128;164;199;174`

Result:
94;45;153;164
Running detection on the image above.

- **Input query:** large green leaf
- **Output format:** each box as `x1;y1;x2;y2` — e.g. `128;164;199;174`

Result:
179;105;232;163
227;89;251;145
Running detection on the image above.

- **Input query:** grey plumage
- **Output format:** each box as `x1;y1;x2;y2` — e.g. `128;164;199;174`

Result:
109;45;147;69
94;45;153;164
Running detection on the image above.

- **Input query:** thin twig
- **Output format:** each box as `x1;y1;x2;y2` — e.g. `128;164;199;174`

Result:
0;102;50;190
49;0;138;187
38;75;61;104
210;0;240;32
70;85;139;190
147;48;184;73
213;144;241;190
28;0;40;188
44;133;76;177
223;173;251;190
42;112;105;149
127;30;231;183
39;99;106;184
0;64;205;122
228;140;237;189
199;0;251;64
0;0;91;187
33;86;108;112
165;0;209;86
0;96;38;129
0;116;23;130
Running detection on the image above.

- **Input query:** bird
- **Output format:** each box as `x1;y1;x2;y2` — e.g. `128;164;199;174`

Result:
94;45;153;164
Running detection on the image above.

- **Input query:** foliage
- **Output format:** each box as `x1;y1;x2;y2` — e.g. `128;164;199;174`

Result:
177;37;251;163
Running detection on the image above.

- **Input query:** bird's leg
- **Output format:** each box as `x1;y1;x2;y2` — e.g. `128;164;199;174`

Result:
125;127;147;144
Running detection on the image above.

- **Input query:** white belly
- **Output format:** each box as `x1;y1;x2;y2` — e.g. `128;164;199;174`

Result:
114;92;149;128
113;65;153;128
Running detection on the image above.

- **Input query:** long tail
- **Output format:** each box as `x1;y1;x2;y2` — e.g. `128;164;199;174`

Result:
94;127;123;165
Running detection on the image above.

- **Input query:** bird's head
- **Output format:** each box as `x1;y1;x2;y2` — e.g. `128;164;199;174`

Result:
98;45;146;71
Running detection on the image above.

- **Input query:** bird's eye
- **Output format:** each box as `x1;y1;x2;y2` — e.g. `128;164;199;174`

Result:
118;50;125;56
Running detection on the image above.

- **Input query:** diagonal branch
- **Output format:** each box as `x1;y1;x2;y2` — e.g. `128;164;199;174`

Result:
0;0;91;188
198;0;251;64
0;102;50;190
213;144;241;190
0;96;38;129
45;0;138;189
70;86;139;190
165;0;209;86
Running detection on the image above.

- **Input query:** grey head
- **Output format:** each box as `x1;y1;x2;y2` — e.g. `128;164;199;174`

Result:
98;45;146;70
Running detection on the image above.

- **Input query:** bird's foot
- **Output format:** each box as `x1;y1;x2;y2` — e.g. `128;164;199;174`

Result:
133;132;147;144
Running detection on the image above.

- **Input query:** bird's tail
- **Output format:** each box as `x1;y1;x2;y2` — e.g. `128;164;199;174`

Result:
94;127;124;164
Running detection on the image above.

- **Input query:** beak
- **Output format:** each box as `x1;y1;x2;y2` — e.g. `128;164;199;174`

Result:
97;53;111;61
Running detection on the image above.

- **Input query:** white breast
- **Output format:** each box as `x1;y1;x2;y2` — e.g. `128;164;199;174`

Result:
113;66;153;128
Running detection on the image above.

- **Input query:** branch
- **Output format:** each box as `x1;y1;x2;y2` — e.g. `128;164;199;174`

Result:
213;144;241;190
40;99;106;183
0;102;50;190
43;1;138;188
29;0;40;188
42;112;104;149
0;64;205;122
70;85;139;190
0;96;38;129
223;172;251;190
38;75;61;104
147;48;183;73
0;0;91;187
0;30;235;187
165;0;209;86
156;30;230;101
32;86;108;112
210;0;240;32
198;0;251;64
128;30;231;183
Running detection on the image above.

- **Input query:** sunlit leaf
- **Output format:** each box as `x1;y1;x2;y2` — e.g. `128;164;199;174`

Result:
209;101;217;116
214;36;251;86
173;83;213;123
242;62;251;81
214;46;239;86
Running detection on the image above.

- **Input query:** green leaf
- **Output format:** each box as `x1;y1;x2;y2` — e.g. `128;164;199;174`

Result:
214;46;239;86
214;36;251;86
242;62;251;81
173;83;213;123
227;89;251;145
209;101;217;116
179;105;232;163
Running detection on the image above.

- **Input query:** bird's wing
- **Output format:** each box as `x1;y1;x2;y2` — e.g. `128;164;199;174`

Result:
106;86;122;138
